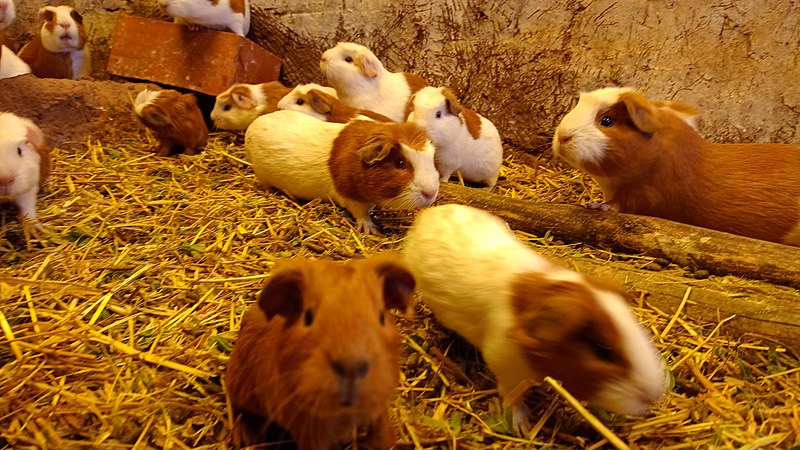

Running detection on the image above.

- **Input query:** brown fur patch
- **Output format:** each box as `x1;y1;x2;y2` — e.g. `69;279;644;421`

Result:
18;36;73;79
461;108;483;140
329;121;428;203
508;272;630;402
307;89;393;124
228;0;245;14
619;92;660;134
261;81;291;113
137;90;208;156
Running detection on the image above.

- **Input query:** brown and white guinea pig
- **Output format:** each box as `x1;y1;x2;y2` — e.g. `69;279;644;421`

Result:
134;88;208;156
17;6;91;80
0;112;50;222
158;0;250;36
244;110;439;234
210;81;291;130
408;86;504;188
552;87;800;246
286;87;394;124
320;42;428;122
276;83;339;120
225;254;415;449
403;204;669;436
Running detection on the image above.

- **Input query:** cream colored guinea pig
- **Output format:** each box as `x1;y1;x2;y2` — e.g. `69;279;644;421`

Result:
276;83;339;121
18;6;91;80
0;112;50;222
290;88;394;124
158;0;250;36
244;110;439;234
320;42;427;122
552;87;800;246
210;81;291;130
403;204;669;435
408;86;503;188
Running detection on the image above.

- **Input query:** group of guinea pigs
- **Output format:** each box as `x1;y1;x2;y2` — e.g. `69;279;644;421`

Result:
3;0;800;448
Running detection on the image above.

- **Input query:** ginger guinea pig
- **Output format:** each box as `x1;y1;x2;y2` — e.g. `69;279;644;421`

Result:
18;6;91;80
552;87;800;246
225;254;415;449
403;204;669;435
244;110;439;234
408;86;503;188
134;88;208;156
158;0;250;36
284;87;394;124
0;112;50;222
210;81;291;130
320;42;427;122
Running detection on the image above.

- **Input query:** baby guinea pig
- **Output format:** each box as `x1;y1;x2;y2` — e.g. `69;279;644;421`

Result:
0;112;50;222
225;253;415;449
320;42;427;122
288;88;394;123
17;6;91;80
244;110;439;234
407;86;503;188
552;87;800;246
210;81;292;130
276;83;339;121
158;0;250;36
403;204;669;435
134;88;208;156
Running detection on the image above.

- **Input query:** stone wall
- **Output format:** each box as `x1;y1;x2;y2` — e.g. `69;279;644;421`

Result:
5;0;800;149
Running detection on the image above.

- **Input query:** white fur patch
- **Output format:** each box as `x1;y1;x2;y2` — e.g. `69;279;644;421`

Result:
0;113;43;218
277;83;338;121
159;0;249;35
133;89;162;116
0;45;31;79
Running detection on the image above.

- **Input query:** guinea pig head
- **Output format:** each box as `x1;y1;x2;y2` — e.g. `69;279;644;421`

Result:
508;272;669;416
39;6;86;52
135;89;208;154
320;42;384;91
258;254;414;418
0;0;16;30
0;113;49;203
330;121;439;210
211;84;262;130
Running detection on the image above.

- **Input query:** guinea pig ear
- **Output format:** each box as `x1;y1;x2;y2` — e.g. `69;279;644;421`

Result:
369;253;416;311
357;134;395;164
355;53;380;78
38;7;55;25
442;88;463;117
308;89;333;114
619;92;660;134
69;9;83;25
230;87;256;109
258;267;305;324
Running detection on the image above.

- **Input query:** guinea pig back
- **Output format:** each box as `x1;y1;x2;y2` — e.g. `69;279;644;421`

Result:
134;88;208;156
225;254;415;449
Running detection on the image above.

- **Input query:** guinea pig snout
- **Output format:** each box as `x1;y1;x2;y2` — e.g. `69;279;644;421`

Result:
331;358;369;406
0;175;15;195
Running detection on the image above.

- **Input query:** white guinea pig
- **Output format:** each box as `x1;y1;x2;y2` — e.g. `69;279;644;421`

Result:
403;204;669;435
552;87;800;246
17;6;91;80
158;0;250;36
210;81;291;130
320;42;427;122
408;86;503;188
0;113;50;221
0;0;16;30
276;83;339;121
244;110;439;234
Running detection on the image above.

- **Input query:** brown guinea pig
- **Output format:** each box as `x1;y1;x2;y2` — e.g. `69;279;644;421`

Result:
133;88;208;156
552;87;800;246
225;253;415;449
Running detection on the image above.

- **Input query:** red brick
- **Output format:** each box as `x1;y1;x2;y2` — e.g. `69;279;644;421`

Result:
107;15;282;96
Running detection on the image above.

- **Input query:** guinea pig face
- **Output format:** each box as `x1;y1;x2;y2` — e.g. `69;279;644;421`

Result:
211;84;262;131
0;113;44;200
39;6;86;52
320;42;384;87
509;273;669;416
0;0;16;30
408;87;464;143
259;255;413;416
277;84;338;121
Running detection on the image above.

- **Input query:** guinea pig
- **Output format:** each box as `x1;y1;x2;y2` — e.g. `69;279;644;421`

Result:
403;204;669;435
0;112;50;222
320;42;428;122
225;253;415;449
285;87;394;124
0;0;15;30
158;0;250;36
552;87;800;246
133;88;208;156
244;110;439;234
210;81;291;130
407;86;504;188
17;6;91;80
276;83;339;121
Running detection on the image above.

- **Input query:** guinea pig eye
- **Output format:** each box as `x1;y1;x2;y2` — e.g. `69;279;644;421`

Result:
592;342;615;362
296;99;305;106
344;56;353;63
17;146;23;157
435;111;442;119
303;309;314;326
223;105;232;111
599;115;614;127
395;158;406;169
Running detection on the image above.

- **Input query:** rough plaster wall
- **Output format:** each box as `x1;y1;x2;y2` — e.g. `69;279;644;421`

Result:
5;0;800;149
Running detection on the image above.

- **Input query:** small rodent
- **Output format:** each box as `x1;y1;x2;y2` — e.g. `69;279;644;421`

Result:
210;81;292;130
0;112;50;222
134;88;208;156
276;83;339;121
158;0;250;36
17;6;91;80
281;86;394;124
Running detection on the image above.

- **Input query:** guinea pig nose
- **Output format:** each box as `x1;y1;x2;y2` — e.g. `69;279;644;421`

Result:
421;190;436;202
559;133;573;144
332;358;370;380
0;176;14;186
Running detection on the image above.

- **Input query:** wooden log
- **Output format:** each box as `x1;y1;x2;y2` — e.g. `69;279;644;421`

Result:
438;183;800;290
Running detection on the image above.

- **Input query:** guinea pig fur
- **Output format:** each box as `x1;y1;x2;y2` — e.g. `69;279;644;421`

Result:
408;86;504;188
17;6;91;80
276;83;340;121
320;42;428;122
158;0;250;36
134;88;208;156
210;81;291;130
294;88;394;124
403;204;669;435
552;87;800;246
0;112;50;221
244;110;439;234
225;254;415;449
0;45;31;79
0;0;16;30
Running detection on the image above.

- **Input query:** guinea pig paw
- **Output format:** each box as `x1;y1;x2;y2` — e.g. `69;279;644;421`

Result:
586;202;616;212
356;218;382;235
509;402;533;437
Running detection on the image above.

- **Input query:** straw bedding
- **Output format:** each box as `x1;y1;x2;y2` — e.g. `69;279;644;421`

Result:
0;129;798;449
